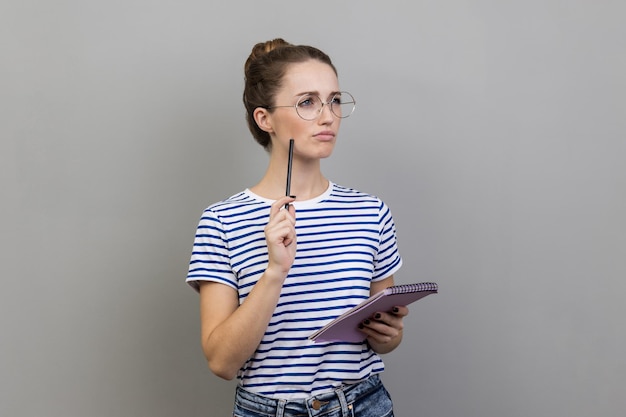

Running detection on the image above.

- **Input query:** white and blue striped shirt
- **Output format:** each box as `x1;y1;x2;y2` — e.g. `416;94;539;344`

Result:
187;182;402;399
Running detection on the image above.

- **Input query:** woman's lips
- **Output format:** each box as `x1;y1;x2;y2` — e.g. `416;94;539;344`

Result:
313;131;336;141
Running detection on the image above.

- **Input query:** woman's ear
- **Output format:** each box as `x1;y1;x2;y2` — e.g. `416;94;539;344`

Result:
253;108;274;133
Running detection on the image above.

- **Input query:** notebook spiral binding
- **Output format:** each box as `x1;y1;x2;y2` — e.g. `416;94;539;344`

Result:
390;282;438;294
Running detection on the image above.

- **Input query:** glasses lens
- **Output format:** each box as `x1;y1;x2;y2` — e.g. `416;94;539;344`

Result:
295;95;323;120
331;92;356;119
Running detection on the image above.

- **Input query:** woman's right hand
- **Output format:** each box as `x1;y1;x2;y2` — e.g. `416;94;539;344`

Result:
264;196;297;279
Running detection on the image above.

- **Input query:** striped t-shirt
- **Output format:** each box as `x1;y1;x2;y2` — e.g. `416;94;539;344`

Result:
187;182;402;399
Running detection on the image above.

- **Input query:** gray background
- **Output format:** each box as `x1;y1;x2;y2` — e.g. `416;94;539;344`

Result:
2;1;625;416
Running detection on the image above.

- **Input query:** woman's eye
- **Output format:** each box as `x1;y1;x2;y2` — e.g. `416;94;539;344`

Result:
298;97;315;107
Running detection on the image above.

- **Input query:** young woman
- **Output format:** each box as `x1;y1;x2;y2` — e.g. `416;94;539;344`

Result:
187;39;407;417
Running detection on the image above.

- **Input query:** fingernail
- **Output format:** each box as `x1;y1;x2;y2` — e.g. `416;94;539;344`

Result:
392;307;399;313
289;195;296;199
358;323;364;329
363;319;370;325
374;313;381;319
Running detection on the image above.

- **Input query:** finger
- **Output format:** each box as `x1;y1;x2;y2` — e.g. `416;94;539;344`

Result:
266;205;296;236
371;312;404;331
271;196;296;217
390;305;409;317
371;312;395;325
278;225;297;247
267;222;296;244
283;234;295;247
267;210;295;230
286;201;296;217
358;320;397;342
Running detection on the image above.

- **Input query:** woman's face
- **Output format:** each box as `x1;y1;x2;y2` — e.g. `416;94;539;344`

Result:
266;60;342;160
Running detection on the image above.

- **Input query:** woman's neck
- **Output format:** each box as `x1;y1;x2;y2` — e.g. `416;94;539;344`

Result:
250;156;328;201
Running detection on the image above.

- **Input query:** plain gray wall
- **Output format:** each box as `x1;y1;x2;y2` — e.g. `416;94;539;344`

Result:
2;1;625;416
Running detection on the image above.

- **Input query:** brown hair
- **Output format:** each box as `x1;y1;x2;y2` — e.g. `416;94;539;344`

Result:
243;38;337;150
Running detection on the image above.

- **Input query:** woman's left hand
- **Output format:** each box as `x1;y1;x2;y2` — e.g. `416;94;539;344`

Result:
359;306;409;347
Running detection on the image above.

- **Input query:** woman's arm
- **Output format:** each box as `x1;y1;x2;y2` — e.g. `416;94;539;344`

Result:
198;196;296;380
360;275;409;354
198;269;284;379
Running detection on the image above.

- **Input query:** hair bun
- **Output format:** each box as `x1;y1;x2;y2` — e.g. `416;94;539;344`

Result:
244;38;292;74
257;38;291;55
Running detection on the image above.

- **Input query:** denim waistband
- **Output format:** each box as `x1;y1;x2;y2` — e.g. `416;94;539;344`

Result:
234;374;384;417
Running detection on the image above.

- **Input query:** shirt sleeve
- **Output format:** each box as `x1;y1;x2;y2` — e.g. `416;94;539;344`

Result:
186;207;238;292
372;199;403;281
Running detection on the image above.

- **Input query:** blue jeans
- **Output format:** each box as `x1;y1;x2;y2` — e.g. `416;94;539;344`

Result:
232;374;394;417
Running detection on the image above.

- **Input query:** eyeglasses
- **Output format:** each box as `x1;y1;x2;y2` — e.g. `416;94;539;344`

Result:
265;91;356;121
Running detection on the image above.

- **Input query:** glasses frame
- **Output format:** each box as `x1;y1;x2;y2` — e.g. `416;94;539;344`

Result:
265;91;356;121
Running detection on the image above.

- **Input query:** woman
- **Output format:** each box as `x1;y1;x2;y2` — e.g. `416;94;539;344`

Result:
187;38;407;417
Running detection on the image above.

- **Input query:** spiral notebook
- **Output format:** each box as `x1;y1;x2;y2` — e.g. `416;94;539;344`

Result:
309;282;438;343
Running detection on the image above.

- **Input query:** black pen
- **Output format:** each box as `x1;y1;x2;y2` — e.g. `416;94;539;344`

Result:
285;138;294;209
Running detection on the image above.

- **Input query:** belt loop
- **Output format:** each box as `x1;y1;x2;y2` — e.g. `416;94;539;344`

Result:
276;400;287;417
335;387;350;417
276;399;286;417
